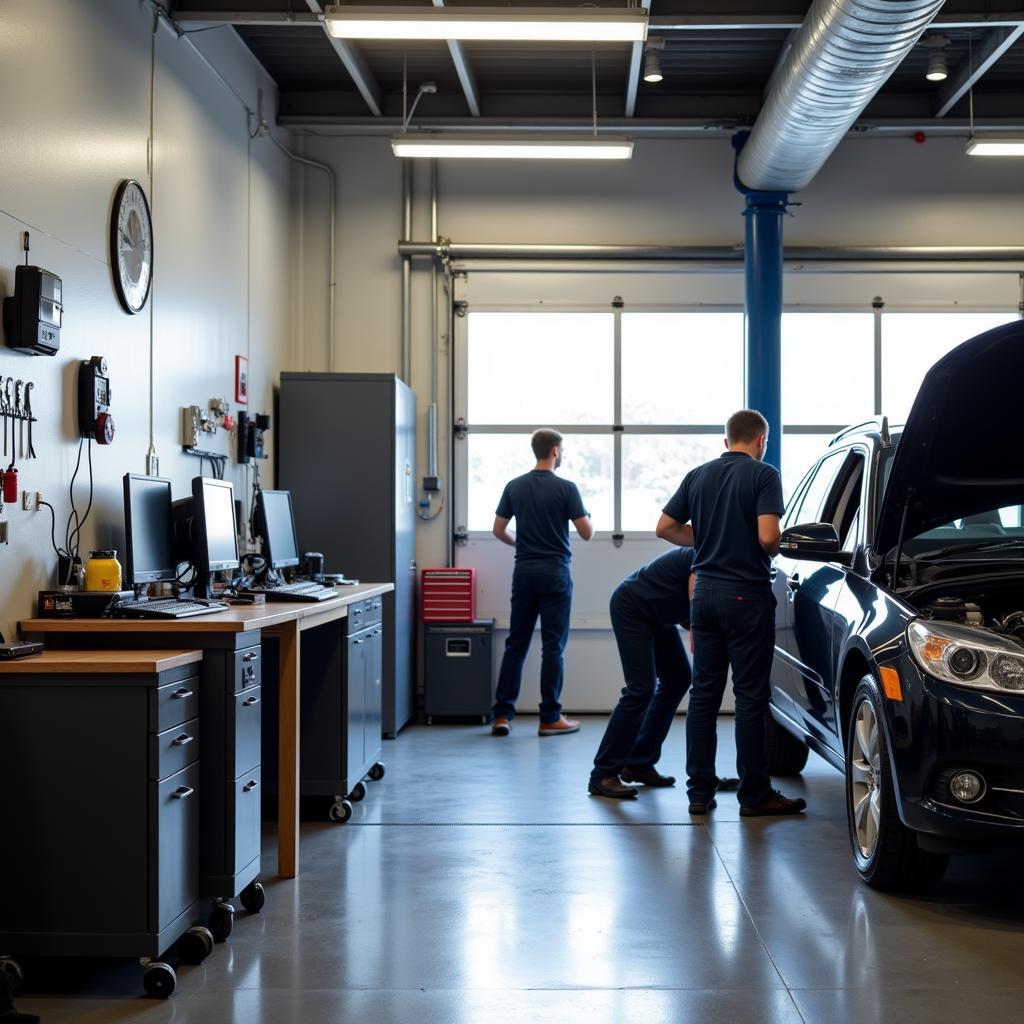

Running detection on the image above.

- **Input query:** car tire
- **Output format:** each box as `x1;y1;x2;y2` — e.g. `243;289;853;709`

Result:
765;715;809;775
846;676;948;892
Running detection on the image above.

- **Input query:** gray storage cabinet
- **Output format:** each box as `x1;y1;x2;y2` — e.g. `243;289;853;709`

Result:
279;372;416;737
424;620;495;723
0;657;206;995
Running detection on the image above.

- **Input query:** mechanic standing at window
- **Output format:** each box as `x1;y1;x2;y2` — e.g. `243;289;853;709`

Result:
656;410;806;816
491;428;594;736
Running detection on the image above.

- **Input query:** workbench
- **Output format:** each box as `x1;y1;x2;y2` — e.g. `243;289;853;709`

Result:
21;582;394;881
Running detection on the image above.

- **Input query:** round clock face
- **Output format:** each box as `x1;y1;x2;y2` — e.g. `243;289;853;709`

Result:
111;179;153;314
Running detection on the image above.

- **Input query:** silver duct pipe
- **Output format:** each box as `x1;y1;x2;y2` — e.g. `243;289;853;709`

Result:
399;241;1024;263
737;0;945;192
401;162;413;383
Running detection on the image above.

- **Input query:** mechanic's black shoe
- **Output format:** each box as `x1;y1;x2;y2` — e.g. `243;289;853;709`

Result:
491;718;511;736
588;776;638;800
621;767;676;788
715;776;740;792
739;789;807;817
687;797;717;814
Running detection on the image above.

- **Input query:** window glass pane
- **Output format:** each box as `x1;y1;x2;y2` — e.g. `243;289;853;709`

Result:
881;312;1017;422
467;312;614;424
782;313;874;425
781;433;833;504
621;434;723;531
622;313;743;424
789;451;848;526
467;433;613;532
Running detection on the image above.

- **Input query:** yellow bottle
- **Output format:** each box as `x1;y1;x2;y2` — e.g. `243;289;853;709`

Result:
86;549;122;592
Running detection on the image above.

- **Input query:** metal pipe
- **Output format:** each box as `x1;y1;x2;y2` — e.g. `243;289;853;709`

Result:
743;194;788;475
737;0;945;192
428;160;439;478
445;264;456;567
401;161;413;384
398;241;1024;263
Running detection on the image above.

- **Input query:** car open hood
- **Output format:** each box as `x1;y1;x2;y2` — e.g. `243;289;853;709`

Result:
876;319;1024;554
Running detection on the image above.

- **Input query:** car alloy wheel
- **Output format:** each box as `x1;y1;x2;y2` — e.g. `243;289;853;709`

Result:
850;697;882;859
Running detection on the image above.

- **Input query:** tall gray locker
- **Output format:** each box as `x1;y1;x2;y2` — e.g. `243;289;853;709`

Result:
279;373;416;737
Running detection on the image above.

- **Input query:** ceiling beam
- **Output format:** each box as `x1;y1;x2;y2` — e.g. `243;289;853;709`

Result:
934;25;1024;118
624;0;653;116
432;0;481;117
172;11;323;28
304;0;382;117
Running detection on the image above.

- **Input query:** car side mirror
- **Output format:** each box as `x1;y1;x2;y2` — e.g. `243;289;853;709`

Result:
779;522;843;562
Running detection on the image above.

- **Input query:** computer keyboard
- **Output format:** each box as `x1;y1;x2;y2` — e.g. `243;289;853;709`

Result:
108;597;230;619
238;581;339;603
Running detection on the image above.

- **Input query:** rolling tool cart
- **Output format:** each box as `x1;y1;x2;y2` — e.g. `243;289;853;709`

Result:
0;651;214;999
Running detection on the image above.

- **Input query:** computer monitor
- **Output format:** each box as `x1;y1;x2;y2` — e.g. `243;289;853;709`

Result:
255;489;300;569
123;474;176;586
190;477;239;576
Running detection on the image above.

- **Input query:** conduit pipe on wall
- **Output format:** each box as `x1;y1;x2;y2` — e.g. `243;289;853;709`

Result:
428;160;439;480
737;0;945;193
401;162;413;384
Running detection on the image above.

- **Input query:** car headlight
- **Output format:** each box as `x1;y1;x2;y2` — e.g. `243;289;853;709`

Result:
908;619;1024;693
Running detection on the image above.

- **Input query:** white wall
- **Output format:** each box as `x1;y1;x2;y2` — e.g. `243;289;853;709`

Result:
292;131;1024;712
0;0;295;640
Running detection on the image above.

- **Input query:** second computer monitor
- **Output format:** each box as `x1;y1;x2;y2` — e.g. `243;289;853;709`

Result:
123;474;176;585
192;476;240;574
256;489;300;569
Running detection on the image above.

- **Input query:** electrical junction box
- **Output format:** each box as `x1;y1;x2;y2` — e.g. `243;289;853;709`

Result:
3;265;62;356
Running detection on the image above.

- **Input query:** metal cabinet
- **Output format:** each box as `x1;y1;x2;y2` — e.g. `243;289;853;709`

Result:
0;658;210;997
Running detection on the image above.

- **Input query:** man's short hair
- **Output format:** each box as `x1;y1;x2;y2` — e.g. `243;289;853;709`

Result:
726;409;769;445
531;428;563;460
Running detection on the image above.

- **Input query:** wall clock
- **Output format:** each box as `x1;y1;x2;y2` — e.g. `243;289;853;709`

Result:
110;179;153;315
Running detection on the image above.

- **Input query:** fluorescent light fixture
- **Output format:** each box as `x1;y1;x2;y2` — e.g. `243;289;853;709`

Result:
966;136;1024;156
925;49;947;82
390;134;634;160
325;5;648;42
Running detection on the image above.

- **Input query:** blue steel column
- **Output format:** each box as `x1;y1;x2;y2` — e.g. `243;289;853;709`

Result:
742;191;788;474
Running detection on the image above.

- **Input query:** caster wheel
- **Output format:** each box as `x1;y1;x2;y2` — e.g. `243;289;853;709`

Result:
0;957;24;992
481;716;488;725
178;925;215;965
143;961;177;999
349;781;367;802
208;901;235;943
240;880;266;914
328;799;353;823
368;762;385;782
427;716;433;725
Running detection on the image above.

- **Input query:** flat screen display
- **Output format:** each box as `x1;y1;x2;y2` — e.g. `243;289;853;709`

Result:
123;474;175;584
258;490;300;569
199;478;239;571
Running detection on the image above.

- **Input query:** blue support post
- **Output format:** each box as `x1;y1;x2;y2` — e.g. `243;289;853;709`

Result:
742;191;788;474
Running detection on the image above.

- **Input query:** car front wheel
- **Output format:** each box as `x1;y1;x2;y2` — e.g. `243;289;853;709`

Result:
846;676;948;892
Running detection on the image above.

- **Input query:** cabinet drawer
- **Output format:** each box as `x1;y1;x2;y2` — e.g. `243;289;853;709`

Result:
367;598;383;627
153;762;200;934
152;675;199;732
232;646;261;694
347;599;368;633
151;717;200;781
233;686;262;778
232;768;262;875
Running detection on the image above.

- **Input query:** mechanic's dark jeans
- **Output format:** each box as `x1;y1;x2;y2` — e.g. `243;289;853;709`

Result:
686;581;775;807
494;569;573;724
592;588;689;779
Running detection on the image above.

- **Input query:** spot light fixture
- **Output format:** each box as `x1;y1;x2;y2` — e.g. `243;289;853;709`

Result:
921;34;949;82
643;37;665;84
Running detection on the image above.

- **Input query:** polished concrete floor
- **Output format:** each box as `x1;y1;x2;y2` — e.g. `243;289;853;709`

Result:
15;716;1024;1023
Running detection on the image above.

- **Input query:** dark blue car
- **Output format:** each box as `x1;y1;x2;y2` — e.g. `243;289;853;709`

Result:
768;319;1024;890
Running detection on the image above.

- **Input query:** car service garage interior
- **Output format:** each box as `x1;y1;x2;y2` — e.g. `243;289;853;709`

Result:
1;1;1024;1022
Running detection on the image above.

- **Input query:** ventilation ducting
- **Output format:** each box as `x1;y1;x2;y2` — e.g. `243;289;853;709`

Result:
737;0;945;193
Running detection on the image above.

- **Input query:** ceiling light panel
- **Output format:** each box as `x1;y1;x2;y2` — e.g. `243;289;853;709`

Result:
966;137;1024;156
325;6;648;42
391;134;634;159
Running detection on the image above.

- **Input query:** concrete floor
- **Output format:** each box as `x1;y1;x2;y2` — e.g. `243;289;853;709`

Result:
15;716;1024;1023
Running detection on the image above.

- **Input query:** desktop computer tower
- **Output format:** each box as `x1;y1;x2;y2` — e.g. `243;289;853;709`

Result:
279;373;416;737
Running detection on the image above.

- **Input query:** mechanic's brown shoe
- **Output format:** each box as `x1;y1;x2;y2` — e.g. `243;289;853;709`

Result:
491;718;511;736
622;767;676;787
740;789;807;817
538;715;580;736
687;797;717;814
588;776;638;800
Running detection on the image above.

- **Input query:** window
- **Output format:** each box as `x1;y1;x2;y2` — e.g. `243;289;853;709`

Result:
788;452;848;526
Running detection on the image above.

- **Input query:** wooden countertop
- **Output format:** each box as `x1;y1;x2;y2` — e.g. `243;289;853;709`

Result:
0;649;203;674
20;582;395;635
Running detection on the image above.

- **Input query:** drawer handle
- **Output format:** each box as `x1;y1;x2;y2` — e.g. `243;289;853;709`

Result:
242;652;259;662
172;786;194;800
372;603;381;610
172;733;194;746
243;696;260;707
243;779;259;793
353;639;363;646
172;687;193;700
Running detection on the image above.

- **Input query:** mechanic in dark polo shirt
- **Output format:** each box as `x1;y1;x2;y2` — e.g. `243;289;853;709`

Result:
491;429;593;736
657;409;806;817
